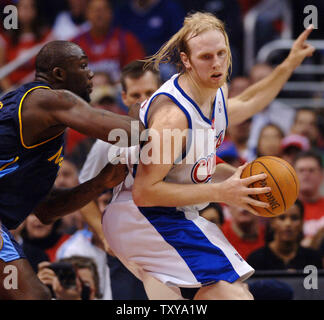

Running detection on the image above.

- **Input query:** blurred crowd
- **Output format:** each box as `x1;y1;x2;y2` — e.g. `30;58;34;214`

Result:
0;0;324;300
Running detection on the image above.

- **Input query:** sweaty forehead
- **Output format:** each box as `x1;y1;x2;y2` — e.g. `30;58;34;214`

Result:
65;45;87;63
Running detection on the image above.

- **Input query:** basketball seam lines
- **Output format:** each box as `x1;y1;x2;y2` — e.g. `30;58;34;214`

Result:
261;156;299;198
254;161;286;212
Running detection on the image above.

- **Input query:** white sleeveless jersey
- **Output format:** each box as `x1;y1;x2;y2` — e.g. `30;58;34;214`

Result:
138;73;228;211
103;74;254;296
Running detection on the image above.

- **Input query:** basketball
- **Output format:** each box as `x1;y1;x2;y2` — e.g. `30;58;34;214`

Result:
241;156;300;217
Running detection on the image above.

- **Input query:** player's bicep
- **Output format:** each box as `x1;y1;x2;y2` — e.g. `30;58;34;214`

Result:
135;100;188;186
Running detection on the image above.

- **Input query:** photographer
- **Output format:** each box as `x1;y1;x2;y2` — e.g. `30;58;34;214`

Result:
37;256;101;300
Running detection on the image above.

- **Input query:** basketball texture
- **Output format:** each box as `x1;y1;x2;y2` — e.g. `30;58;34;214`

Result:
241;156;300;217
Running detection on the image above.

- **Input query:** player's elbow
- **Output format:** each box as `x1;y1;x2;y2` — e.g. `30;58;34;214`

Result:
132;182;151;207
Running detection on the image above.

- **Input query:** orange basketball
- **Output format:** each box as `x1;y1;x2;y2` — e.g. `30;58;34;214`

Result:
241;156;300;217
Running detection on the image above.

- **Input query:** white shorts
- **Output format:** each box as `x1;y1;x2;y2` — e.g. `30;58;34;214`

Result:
102;191;254;299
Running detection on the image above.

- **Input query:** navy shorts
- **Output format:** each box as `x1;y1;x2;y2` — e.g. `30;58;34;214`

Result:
0;223;26;262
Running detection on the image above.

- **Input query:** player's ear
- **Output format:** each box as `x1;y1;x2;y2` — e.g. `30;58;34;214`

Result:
180;52;191;70
52;67;66;83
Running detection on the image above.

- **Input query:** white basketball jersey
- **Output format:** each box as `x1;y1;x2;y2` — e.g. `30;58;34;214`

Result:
138;73;228;210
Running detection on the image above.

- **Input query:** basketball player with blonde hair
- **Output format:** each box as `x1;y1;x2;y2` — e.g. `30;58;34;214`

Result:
102;12;315;300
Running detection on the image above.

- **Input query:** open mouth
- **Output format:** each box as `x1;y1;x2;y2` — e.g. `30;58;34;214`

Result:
211;73;222;79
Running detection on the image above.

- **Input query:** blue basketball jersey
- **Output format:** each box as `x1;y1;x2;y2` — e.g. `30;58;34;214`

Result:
0;81;64;229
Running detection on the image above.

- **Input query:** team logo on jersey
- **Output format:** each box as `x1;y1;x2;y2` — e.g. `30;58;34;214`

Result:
191;153;217;184
48;146;64;167
215;129;224;150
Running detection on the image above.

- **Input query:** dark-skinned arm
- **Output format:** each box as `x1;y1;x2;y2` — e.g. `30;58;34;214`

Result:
34;163;127;224
36;89;141;146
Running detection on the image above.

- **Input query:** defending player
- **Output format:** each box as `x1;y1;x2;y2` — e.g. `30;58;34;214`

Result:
0;41;137;299
102;13;315;300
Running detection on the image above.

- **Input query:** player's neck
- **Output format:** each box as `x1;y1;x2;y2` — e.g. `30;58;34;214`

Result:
270;240;298;259
179;73;216;116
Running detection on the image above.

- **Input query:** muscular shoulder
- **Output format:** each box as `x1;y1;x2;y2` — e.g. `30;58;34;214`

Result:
147;94;189;131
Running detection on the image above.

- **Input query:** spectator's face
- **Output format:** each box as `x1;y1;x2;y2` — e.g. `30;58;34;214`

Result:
257;125;283;157
77;268;97;300
228;206;258;232
54;160;79;188
182;30;229;89
25;214;53;239
18;0;36;26
228;77;250;98
201;207;222;227
228;118;251;144
249;64;273;84
295;157;323;195
292;110;318;144
87;0;112;31
97;191;112;212
122;71;159;107
271;204;303;243
68;0;88;16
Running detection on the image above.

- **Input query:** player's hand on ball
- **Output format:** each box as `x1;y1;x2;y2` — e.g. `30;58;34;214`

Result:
287;25;315;69
220;163;271;215
98;162;128;188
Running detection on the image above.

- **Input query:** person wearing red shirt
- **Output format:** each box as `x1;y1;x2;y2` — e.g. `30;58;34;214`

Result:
294;150;324;246
72;0;145;83
0;0;52;90
222;205;265;260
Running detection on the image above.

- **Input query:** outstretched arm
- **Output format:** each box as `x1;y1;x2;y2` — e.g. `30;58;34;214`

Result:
227;26;315;126
34;163;127;224
29;88;140;146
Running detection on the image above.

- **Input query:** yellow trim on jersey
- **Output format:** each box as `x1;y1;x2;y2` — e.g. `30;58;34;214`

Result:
0;156;19;172
48;146;64;167
0;101;3;109
18;86;64;149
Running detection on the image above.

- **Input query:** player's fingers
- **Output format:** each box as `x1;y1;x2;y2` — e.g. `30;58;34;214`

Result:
245;197;270;208
304;44;315;57
295;24;313;45
247;186;271;195
236;162;249;177
242;173;267;185
242;204;259;216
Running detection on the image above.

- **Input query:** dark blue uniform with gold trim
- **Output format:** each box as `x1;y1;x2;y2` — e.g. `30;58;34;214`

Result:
0;81;64;262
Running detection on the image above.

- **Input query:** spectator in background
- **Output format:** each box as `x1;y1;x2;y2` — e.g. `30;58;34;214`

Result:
55;227;113;299
255;123;284;159
22;215;70;263
38;256;102;300
247;63;295;160
294;151;324;247
280;134;310;166
9;221;50;273
72;0;145;83
247;200;322;270
222;206;265;260
290;108;320;149
53;0;90;40
199;203;225;228
53;159;84;234
227;76;251;162
114;0;185;80
0;0;52;90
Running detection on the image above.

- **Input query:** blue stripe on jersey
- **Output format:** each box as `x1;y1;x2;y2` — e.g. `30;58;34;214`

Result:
138;206;240;284
219;87;228;128
0;157;19;178
0;224;25;262
173;76;216;126
142;92;193;164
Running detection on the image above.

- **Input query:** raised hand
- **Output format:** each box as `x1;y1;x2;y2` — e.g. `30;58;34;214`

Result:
287;25;315;69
